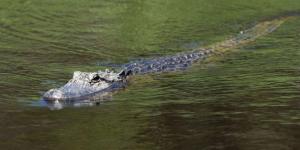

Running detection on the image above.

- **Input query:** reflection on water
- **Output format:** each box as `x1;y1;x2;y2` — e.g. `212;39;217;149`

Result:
0;0;300;149
43;99;100;110
40;93;113;110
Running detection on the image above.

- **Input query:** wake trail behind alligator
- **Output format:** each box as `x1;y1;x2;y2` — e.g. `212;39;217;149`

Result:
205;16;294;53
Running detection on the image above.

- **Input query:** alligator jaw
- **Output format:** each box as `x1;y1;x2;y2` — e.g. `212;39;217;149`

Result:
43;69;126;101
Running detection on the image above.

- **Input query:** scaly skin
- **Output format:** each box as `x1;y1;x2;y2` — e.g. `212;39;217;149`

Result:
43;15;298;109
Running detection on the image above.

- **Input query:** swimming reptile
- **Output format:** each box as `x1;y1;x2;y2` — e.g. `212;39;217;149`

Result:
42;13;298;109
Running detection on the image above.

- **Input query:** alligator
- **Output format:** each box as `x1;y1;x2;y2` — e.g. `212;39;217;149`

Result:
43;14;298;110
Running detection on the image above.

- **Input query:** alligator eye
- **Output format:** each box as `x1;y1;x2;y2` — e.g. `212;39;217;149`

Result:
92;74;100;81
89;74;100;84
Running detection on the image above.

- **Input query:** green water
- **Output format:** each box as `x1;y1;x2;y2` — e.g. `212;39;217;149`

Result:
1;0;300;149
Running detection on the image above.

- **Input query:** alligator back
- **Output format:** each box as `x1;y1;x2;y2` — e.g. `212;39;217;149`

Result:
121;14;297;76
122;49;213;75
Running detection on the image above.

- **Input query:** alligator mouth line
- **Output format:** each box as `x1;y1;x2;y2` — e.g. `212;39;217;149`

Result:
42;14;299;110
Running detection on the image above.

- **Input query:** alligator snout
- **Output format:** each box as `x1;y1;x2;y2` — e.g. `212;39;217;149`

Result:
43;88;64;100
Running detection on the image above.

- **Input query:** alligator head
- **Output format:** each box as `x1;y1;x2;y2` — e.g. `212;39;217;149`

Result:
43;69;131;101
